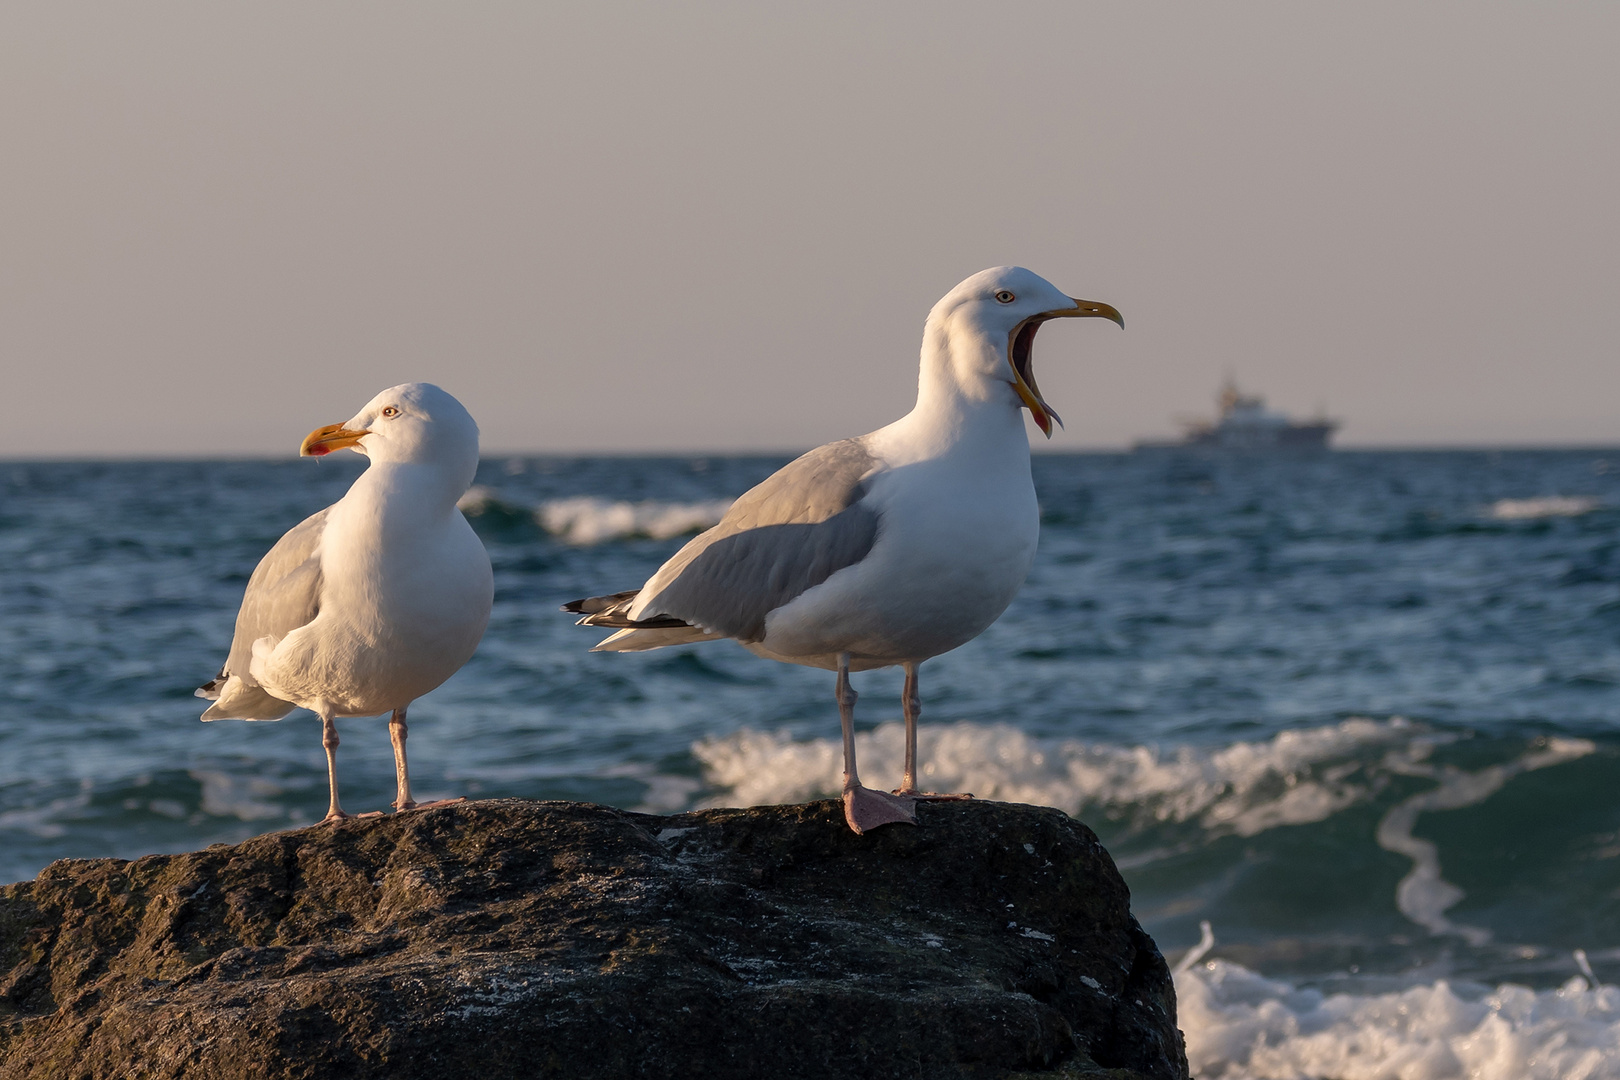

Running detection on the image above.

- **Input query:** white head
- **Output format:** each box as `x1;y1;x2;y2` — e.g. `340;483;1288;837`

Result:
299;382;480;484
923;266;1122;437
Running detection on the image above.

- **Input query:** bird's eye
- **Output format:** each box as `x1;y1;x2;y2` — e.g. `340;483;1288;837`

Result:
995;290;1016;304
381;406;400;419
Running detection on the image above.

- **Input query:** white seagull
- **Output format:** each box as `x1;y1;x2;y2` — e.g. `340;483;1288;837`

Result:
565;267;1121;834
198;382;494;823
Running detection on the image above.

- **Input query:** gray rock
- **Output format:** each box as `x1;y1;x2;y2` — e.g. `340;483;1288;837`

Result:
0;798;1187;1080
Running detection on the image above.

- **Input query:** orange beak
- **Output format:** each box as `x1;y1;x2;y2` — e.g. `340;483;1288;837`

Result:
299;423;371;457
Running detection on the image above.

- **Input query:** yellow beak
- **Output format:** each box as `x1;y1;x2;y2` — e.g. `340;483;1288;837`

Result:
300;423;371;457
1010;296;1124;439
1057;298;1124;328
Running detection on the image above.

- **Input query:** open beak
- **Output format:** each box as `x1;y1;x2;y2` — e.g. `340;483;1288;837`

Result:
1010;297;1124;438
300;423;371;457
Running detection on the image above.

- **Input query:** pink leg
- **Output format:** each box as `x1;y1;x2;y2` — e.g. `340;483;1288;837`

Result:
390;707;416;811
893;662;973;802
389;705;464;813
838;653;916;834
320;713;351;823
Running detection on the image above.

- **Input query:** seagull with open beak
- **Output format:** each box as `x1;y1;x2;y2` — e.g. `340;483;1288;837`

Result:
566;266;1121;834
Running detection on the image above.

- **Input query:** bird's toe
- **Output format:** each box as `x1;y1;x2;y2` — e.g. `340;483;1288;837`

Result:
893;789;975;801
401;796;467;812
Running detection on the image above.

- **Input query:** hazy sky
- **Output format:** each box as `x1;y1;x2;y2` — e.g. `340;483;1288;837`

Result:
2;2;1617;456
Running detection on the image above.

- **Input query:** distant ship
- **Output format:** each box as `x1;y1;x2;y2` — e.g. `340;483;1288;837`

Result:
1135;380;1339;451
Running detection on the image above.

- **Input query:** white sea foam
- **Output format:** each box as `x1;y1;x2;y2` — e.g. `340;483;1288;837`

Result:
1178;955;1620;1080
455;488;732;544
595;763;706;815
1488;496;1600;520
537;496;732;545
0;779;92;839
693;717;1422;838
190;770;287;821
456;485;505;515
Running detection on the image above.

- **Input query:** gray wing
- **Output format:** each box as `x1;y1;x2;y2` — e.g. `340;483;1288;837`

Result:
578;439;881;643
197;508;327;718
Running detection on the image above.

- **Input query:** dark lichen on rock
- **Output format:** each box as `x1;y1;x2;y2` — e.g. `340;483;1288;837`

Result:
0;799;1187;1080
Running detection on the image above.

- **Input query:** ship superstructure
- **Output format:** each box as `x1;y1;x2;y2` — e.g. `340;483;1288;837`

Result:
1137;380;1338;451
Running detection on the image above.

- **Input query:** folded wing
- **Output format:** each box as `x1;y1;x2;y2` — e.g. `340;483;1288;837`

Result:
567;439;882;650
197;508;328;720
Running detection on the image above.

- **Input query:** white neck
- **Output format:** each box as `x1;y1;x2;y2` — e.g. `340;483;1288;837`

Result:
344;459;471;529
872;313;1032;465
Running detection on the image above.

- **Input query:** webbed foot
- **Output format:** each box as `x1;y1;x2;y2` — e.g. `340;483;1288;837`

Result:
843;785;917;835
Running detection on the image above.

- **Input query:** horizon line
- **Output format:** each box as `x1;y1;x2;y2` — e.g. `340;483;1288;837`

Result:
4;442;1620;465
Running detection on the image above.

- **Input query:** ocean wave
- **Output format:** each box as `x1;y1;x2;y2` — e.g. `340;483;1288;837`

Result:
456;485;534;525
0;780;92;840
457;486;732;545
694;720;1600;949
1488;496;1600;520
1177;932;1620;1079
693;717;1428;837
1374;737;1594;945
536;496;732;545
190;769;289;822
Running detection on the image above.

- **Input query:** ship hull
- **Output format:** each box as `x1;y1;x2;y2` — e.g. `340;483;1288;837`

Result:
1134;421;1338;453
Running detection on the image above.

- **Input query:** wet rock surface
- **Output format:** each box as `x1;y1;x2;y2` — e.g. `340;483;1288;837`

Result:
0;799;1186;1080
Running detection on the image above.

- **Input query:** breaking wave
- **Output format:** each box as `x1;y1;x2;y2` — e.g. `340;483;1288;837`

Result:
1374;738;1593;945
695;716;1436;837
1488;496;1600;520
189;769;289;822
535;496;732;545
693;719;1598;959
458;486;731;545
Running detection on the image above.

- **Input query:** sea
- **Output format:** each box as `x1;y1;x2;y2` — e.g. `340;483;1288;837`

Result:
4;449;1620;1078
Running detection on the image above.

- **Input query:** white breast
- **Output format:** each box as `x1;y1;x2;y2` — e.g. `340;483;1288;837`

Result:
755;442;1039;670
253;491;494;716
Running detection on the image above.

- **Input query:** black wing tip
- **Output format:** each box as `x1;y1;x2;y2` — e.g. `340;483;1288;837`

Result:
562;589;642;616
611;614;695;630
561;588;695;630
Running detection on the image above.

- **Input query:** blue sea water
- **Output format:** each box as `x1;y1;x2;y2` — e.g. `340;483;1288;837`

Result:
4;449;1620;1074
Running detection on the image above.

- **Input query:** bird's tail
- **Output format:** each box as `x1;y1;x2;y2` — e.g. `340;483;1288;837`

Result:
591;625;723;652
196;671;296;721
